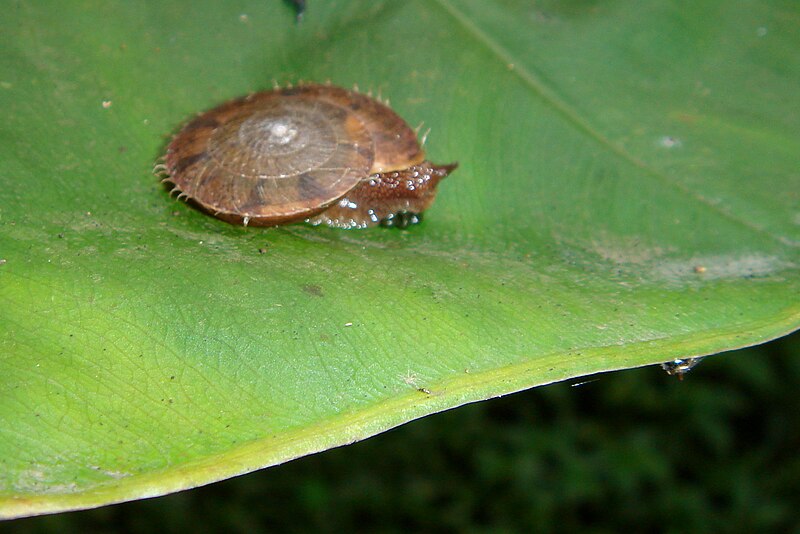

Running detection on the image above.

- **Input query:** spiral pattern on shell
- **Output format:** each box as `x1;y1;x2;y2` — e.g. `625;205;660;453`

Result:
163;84;438;227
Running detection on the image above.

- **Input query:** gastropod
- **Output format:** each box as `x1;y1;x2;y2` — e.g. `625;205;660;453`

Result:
660;357;706;380
159;83;457;229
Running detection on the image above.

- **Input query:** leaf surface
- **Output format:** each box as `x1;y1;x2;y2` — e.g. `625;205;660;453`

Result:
1;0;798;517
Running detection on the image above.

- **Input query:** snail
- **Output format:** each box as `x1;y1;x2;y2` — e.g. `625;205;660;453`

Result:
160;83;457;229
660;357;706;380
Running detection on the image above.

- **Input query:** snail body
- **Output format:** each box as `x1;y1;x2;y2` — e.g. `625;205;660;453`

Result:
163;84;456;228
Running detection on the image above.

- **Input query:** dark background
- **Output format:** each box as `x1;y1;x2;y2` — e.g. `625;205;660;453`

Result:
7;331;800;533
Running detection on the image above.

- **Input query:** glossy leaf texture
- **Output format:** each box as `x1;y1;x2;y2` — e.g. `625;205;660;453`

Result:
1;0;798;518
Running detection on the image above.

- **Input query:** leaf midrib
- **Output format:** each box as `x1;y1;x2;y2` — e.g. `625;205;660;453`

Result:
433;0;796;249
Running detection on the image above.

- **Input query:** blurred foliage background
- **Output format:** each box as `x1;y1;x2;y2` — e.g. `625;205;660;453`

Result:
8;330;799;532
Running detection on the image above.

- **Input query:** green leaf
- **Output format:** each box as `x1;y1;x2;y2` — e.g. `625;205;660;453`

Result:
1;0;798;518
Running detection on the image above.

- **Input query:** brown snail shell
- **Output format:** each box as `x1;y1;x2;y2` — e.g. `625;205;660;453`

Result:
162;84;457;228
